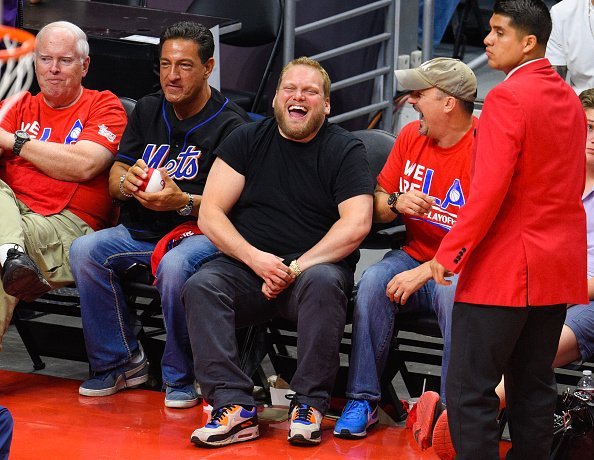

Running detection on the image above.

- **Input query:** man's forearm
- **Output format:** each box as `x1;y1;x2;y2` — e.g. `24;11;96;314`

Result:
2;133;113;182
373;186;399;223
109;163;132;200
198;209;256;265
298;214;371;271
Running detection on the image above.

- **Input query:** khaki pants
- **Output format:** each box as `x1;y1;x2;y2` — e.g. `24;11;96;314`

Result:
0;180;93;350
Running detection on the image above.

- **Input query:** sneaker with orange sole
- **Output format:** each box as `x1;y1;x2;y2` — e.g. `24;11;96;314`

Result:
432;409;456;460
412;391;444;450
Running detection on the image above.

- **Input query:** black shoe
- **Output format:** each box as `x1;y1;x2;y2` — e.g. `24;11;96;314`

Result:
1;247;51;301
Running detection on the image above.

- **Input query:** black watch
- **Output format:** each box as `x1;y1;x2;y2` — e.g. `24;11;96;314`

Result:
13;130;31;156
387;192;404;214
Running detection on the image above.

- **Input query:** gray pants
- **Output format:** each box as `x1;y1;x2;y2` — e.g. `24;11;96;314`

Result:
0;180;92;349
183;255;353;414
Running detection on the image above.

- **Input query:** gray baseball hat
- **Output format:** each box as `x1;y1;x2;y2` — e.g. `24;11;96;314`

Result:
394;57;477;103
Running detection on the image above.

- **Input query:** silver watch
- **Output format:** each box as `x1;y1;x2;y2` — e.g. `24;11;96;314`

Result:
177;192;194;216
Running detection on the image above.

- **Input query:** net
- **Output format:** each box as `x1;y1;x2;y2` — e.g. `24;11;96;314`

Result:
0;25;35;123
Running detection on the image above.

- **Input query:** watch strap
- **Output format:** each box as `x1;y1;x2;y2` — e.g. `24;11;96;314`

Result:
13;131;30;156
176;192;194;216
388;192;404;214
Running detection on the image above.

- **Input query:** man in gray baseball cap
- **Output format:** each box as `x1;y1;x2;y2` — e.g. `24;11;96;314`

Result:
391;57;477;140
395;57;477;103
334;57;478;446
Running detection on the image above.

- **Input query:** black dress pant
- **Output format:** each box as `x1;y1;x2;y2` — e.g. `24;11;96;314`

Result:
446;302;566;460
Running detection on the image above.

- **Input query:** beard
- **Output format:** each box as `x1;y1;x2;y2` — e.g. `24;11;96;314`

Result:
274;101;326;141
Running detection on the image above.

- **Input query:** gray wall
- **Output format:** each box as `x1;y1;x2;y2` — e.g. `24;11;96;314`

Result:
145;0;386;130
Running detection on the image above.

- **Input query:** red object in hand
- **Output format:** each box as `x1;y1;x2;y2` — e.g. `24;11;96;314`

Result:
139;168;165;193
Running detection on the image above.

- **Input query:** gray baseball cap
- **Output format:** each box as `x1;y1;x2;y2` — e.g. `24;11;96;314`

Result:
395;57;477;103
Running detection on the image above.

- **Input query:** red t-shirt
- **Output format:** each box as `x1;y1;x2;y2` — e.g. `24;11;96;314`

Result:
0;89;127;230
377;117;477;262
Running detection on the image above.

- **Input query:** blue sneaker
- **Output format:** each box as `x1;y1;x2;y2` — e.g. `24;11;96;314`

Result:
333;399;379;438
190;404;259;447
165;384;199;409
79;346;149;397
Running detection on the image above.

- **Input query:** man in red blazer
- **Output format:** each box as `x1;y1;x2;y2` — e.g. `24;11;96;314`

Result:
430;1;588;459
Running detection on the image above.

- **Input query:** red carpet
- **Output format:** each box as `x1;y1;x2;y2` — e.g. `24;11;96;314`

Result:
0;370;510;459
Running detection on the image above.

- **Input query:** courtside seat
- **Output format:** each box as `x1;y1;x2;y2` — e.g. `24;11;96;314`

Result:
13;121;591;410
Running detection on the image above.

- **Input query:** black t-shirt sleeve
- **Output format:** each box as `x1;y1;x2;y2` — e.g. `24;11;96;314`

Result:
214;122;253;175
331;136;375;205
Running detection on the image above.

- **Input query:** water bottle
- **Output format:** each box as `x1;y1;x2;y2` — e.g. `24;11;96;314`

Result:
576;369;594;406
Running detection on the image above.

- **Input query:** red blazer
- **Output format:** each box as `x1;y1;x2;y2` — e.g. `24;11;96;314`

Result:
435;59;588;307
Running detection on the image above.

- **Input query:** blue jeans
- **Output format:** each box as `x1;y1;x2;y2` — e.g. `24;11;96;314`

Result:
346;249;456;402
564;301;594;363
0;406;12;460
71;224;218;387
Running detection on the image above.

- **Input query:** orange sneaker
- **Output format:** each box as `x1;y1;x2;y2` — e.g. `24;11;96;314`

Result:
412;391;443;450
432;410;456;460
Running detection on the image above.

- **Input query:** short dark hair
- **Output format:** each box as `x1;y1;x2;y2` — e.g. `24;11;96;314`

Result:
580;89;594;111
159;21;214;63
460;99;475;115
493;0;551;47
435;88;475;116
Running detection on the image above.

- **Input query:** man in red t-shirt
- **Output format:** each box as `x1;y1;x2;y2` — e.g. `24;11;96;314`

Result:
334;58;477;441
0;21;127;349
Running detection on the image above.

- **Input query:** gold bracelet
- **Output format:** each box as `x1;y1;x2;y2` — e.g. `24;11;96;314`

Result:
289;259;302;277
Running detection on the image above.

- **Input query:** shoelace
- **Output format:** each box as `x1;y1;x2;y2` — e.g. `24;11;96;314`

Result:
292;403;314;424
342;400;368;420
6;245;22;259
208;405;235;426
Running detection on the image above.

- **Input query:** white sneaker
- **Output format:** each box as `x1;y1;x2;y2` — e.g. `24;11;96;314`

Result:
287;402;323;445
190;404;259;447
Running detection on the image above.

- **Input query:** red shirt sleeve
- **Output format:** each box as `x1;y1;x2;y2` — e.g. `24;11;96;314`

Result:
76;90;127;155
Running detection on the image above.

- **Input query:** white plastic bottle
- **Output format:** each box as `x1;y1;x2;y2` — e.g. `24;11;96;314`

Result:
576;369;594;406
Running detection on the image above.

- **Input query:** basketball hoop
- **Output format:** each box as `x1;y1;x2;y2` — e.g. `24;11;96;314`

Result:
0;25;35;123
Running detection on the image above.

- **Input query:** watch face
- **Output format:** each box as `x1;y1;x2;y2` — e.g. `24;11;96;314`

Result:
15;130;30;141
387;193;397;206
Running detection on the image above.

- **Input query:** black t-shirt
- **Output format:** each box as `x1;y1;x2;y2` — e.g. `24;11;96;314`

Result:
216;117;374;267
115;88;250;241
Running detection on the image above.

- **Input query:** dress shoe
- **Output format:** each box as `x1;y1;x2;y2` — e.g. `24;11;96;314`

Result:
1;247;51;301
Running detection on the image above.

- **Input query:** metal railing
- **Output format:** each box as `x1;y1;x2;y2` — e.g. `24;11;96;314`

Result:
283;0;395;130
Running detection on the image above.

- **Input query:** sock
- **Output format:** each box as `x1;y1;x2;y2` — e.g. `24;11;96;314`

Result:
0;243;24;266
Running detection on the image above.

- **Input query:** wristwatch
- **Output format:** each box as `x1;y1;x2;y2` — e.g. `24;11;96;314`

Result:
387;192;404;214
177;192;194;216
13;130;31;156
289;259;302;277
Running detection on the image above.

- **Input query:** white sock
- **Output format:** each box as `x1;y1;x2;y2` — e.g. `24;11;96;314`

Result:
0;243;24;266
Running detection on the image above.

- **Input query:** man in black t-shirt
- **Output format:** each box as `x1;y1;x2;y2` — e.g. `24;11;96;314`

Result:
185;57;374;448
70;22;249;408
